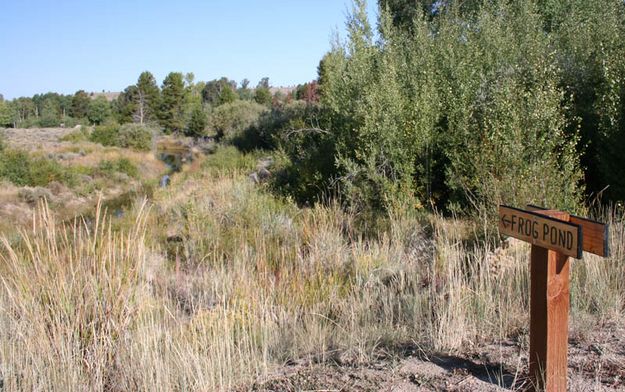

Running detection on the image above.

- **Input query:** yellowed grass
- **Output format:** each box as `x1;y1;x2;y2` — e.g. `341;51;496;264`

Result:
0;181;19;204
55;143;166;181
0;148;622;390
0;142;168;236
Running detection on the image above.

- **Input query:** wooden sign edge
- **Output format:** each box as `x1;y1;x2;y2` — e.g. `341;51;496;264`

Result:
499;205;583;259
527;204;610;258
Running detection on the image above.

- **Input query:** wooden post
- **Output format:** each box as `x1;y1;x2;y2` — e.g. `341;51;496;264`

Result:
528;209;571;391
498;205;609;392
529;245;570;392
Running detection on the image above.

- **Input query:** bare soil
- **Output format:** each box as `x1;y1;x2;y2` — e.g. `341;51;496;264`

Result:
238;323;624;391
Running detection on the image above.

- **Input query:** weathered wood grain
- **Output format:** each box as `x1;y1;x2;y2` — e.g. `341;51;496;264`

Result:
529;246;570;392
499;205;582;258
527;205;609;257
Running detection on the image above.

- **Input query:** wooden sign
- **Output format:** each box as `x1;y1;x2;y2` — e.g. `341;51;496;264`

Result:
527;205;609;257
497;204;609;392
498;205;582;258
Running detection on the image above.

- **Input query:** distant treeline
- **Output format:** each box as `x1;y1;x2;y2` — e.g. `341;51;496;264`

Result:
0;73;318;137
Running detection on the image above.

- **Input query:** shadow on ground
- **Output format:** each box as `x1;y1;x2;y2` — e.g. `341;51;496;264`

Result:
428;353;528;390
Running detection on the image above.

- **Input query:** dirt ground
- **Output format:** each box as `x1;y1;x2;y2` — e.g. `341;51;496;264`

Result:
239;322;624;391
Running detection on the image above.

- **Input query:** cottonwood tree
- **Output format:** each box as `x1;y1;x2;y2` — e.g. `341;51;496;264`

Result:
87;96;112;125
0;100;15;127
254;78;272;107
14;98;35;124
258;77;270;89
543;0;625;201
71;90;90;119
202;77;237;107
238;79;253;100
184;72;195;86
38;97;61;127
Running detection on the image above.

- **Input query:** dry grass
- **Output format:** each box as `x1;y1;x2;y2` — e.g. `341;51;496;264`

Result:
54;143;166;181
0;140;166;236
0;181;28;233
0;200;150;390
0;147;623;390
2;128;75;151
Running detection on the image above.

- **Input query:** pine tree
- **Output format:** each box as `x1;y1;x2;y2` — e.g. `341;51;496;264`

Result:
115;86;138;124
185;106;207;137
159;72;185;133
135;71;160;124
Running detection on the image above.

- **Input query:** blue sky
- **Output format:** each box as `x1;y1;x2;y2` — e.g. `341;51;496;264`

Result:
0;1;378;99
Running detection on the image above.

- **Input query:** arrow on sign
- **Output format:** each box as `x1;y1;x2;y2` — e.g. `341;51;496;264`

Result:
498;205;582;259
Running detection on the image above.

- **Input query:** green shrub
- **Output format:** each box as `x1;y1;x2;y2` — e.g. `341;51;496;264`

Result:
208;101;267;141
0;149;75;187
90;123;120;146
18;117;39;129
231;101;316;151
244;102;337;205
254;86;272;106
201;146;260;174
97;158;139;178
38;115;60;128
118;123;154;151
60;127;90;143
0;150;30;185
87;96;112;125
87;123;154;151
313;2;583;215
30;157;75;186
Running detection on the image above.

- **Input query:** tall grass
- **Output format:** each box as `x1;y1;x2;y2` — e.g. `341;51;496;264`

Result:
570;209;625;320
0;148;623;390
0;200;149;390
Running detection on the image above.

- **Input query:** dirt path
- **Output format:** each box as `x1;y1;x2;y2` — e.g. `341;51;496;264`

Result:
240;324;625;391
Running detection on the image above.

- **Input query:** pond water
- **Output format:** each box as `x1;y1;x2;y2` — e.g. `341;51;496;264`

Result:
62;142;194;226
102;144;193;218
158;145;193;174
